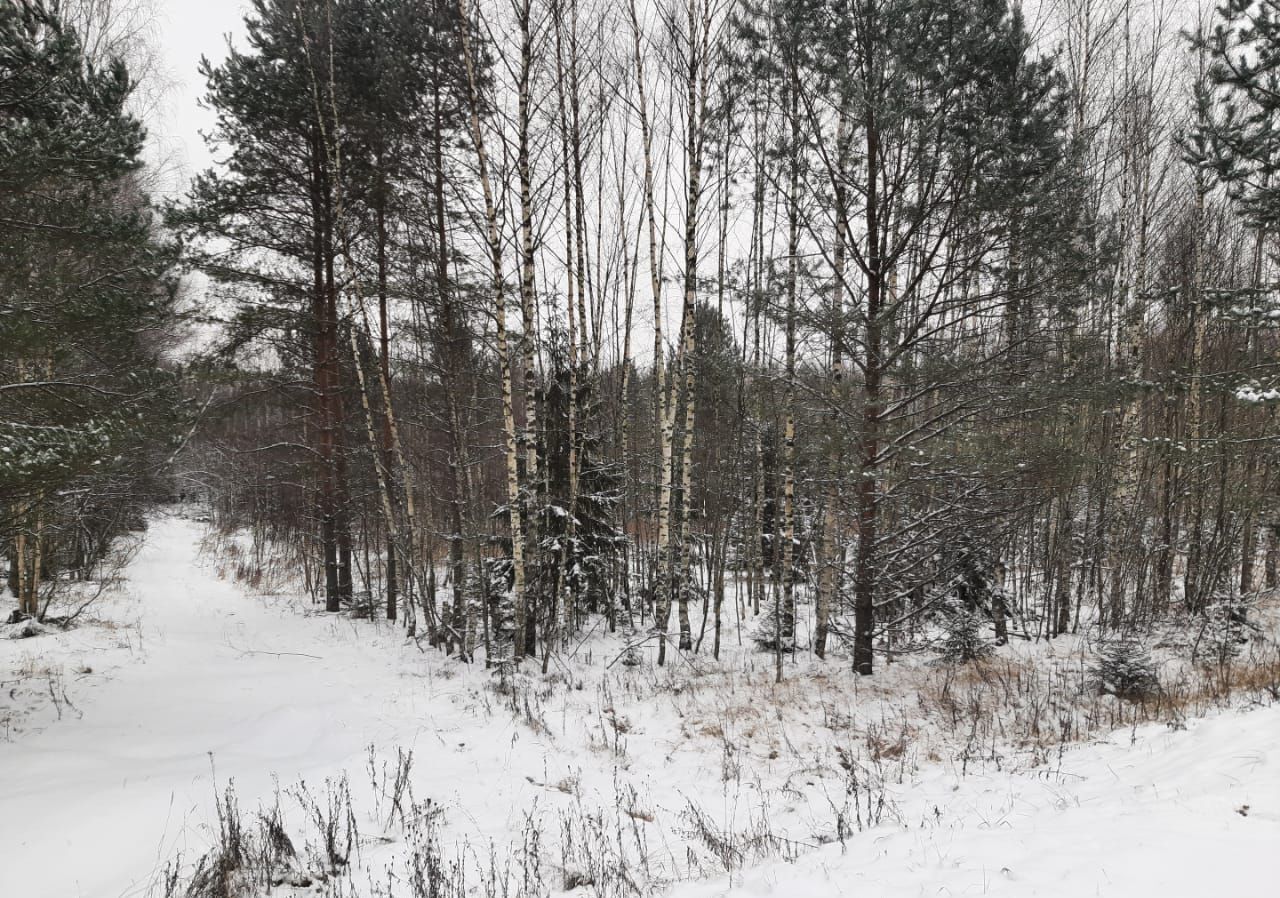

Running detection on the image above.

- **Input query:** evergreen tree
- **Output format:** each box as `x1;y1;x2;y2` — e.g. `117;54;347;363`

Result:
731;0;1074;674
1;0;181;616
531;347;624;653
172;0;469;613
1190;1;1280;230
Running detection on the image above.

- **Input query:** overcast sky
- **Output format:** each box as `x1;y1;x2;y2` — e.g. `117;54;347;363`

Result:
147;0;249;195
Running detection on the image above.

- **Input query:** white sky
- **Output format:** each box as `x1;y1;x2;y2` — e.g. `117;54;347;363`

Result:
147;0;249;195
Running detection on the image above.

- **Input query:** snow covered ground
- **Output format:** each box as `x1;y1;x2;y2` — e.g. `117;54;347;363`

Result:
669;702;1279;898
0;516;418;897
0;514;1275;898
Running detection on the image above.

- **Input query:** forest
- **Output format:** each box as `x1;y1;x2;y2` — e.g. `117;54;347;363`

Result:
3;0;1280;896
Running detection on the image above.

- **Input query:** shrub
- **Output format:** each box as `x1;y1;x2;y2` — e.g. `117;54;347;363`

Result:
1092;639;1160;700
938;603;994;663
1196;594;1256;669
748;595;795;653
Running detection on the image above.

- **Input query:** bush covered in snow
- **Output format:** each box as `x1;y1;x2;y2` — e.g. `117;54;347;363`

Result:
938;602;994;663
1196;594;1257;669
748;595;795;653
1091;639;1160;700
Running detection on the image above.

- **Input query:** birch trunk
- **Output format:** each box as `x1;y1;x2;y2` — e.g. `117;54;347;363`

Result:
627;0;665;505
458;0;528;660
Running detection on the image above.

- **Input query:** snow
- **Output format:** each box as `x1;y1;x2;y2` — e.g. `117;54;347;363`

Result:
1;515;1276;898
1235;385;1280;403
670;708;1278;897
0;517;413;897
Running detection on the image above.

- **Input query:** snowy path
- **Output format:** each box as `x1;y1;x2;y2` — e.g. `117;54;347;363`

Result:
2;515;1278;898
0;515;415;898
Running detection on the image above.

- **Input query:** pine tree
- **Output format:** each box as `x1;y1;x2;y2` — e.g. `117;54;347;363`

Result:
1;0;181;616
172;0;466;615
729;0;1073;674
1190;1;1280;231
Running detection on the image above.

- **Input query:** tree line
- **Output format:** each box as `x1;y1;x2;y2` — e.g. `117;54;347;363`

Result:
7;0;1280;678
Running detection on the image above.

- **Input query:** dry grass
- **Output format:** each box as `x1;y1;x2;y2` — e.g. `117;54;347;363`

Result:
591;624;1280;782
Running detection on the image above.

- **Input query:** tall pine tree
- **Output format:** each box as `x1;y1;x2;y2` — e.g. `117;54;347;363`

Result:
2;1;181;616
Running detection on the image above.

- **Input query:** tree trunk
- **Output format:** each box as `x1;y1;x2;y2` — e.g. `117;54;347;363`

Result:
458;0;527;661
853;87;882;677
